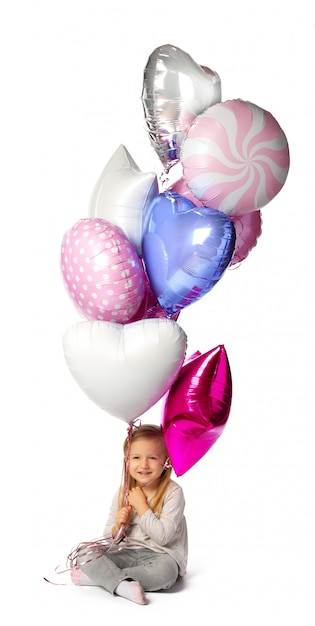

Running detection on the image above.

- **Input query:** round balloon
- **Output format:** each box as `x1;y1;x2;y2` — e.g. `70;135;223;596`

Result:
170;174;204;207
181;99;290;215
62;318;188;422
60;218;145;323
141;44;221;172
162;345;232;476
142;191;236;318
230;210;262;265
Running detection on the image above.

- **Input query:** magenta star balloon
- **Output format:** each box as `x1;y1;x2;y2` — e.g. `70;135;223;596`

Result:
161;345;232;476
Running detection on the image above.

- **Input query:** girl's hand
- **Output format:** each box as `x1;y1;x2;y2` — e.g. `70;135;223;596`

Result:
128;486;150;516
115;505;132;528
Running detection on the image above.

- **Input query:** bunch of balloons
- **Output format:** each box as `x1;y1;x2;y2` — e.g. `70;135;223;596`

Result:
60;44;289;476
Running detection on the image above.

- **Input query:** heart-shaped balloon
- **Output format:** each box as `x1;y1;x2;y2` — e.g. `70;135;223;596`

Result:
60;218;145;323
230;210;262;265
142;191;236;318
62;318;187;423
162;345;232;476
89;145;159;256
141;44;221;171
128;267;180;323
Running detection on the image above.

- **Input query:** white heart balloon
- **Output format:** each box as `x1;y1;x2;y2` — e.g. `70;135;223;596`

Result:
62;318;187;423
89;144;159;256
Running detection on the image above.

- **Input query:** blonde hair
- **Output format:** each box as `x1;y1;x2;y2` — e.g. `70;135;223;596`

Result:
119;424;172;517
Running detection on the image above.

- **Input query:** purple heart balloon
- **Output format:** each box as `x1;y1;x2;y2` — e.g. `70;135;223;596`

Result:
142;191;236;317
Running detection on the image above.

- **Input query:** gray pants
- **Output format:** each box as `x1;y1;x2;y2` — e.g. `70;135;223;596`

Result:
77;545;179;594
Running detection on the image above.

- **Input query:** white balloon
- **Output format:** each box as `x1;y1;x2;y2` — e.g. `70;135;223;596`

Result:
62;318;187;422
89;144;159;256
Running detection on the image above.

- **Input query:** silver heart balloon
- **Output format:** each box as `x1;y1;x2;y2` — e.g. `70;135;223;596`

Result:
141;44;221;172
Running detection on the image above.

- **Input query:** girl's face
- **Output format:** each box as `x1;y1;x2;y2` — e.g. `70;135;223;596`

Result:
128;437;167;488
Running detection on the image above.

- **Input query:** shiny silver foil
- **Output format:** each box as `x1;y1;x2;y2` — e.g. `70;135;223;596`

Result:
141;44;221;171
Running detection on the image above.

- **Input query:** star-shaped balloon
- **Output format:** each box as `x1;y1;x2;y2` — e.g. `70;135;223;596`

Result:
89;144;159;256
161;345;232;476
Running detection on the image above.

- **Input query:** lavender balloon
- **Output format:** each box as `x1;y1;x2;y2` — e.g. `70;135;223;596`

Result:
142;191;236;318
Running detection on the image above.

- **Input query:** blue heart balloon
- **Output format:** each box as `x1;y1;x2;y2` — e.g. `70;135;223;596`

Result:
142;191;236;317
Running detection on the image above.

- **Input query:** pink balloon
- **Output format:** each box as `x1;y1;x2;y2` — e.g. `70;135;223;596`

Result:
230;211;262;265
170;176;204;207
181;99;290;215
61;218;145;323
162;345;232;476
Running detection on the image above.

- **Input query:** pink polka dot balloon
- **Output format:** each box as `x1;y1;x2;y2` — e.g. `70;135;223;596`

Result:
181;99;290;215
61;218;146;323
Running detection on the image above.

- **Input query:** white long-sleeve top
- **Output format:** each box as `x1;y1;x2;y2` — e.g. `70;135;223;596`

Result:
103;479;188;576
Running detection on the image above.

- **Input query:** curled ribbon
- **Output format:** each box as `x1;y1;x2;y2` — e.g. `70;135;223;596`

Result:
44;419;140;585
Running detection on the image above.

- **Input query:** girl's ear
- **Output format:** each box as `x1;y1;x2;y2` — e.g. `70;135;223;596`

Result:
162;457;172;470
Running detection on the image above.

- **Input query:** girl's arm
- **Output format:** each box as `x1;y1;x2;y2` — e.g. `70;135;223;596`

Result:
137;483;185;545
103;489;121;537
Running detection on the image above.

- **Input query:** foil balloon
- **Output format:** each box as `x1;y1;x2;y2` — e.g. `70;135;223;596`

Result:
142;191;236;318
129;267;180;323
162;345;232;476
62;318;187;422
141;44;221;172
170;173;204;207
89;144;159;256
230;211;262;265
60;218;145;323
181;99;290;215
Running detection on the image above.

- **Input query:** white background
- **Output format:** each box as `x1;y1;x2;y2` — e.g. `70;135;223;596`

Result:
1;2;314;624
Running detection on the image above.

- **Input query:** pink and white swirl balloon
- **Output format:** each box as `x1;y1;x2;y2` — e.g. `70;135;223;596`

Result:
181;99;290;215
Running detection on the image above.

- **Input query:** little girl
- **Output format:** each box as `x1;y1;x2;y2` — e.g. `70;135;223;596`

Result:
71;423;188;605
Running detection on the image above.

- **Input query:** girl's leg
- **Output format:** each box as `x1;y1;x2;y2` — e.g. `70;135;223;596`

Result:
73;546;147;604
74;546;131;594
73;547;178;600
114;549;179;592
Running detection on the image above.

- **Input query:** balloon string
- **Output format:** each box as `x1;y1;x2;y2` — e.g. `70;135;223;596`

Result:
155;164;170;190
160;171;169;187
43;419;140;586
114;417;142;537
228;261;242;271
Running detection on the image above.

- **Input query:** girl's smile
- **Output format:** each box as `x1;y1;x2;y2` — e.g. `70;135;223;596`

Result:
129;438;166;489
